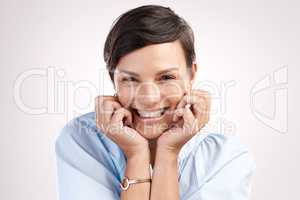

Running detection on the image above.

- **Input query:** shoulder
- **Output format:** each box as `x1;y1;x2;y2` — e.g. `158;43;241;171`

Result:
55;112;125;174
55;112;98;156
55;112;125;196
195;133;256;181
181;132;253;162
196;132;254;164
179;132;256;199
180;132;256;187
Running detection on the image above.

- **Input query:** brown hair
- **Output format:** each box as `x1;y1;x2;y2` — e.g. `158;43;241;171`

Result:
103;5;196;82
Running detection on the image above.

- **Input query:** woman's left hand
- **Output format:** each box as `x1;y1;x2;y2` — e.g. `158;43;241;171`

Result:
157;89;211;155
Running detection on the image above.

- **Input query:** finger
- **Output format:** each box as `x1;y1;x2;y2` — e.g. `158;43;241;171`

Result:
198;90;211;122
182;106;197;136
195;94;211;130
95;95;119;109
191;90;210;118
95;96;121;133
101;98;121;113
174;94;197;121
172;103;192;121
173;95;187;122
95;97;113;132
103;98;121;117
111;108;136;140
95;98;103;131
122;108;133;127
191;97;206;120
206;94;211;122
109;107;132;135
173;105;196;134
203;95;211;124
176;93;196;109
194;102;207;131
99;100;118;133
96;95;118;103
174;91;209;122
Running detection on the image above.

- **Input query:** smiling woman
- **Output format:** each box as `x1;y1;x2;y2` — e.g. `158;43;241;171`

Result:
55;4;255;200
114;40;193;140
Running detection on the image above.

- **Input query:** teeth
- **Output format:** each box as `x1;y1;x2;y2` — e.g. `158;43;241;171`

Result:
137;109;165;118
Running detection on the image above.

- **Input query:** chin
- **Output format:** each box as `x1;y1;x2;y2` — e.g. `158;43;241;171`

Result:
134;122;169;140
131;107;175;139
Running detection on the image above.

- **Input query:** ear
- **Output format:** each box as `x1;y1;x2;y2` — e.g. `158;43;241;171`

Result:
112;74;117;91
185;61;198;93
189;61;198;85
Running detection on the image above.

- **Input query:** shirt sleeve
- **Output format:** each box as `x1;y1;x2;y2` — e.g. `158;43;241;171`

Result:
182;133;256;200
55;118;121;200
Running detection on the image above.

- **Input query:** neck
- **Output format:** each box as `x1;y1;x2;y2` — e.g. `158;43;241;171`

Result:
149;139;157;167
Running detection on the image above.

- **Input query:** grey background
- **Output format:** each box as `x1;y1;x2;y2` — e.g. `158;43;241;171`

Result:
0;0;299;199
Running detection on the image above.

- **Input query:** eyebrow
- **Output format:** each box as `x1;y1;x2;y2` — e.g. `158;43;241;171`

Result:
117;67;179;77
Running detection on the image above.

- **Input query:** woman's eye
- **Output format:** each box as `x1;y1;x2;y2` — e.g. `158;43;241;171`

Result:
160;74;176;81
122;77;137;82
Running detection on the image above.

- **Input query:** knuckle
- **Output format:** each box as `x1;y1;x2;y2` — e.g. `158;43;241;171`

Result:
96;122;106;133
96;95;107;105
102;101;114;112
196;90;210;98
107;122;122;134
193;89;204;95
203;91;211;99
95;95;101;103
199;97;206;104
114;107;125;114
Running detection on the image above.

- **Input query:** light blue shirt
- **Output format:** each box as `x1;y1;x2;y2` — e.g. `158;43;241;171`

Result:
55;112;255;200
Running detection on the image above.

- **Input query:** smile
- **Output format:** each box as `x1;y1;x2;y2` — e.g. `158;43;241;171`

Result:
132;107;170;122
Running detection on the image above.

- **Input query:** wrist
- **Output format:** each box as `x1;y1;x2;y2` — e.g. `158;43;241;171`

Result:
156;144;180;157
124;149;151;181
124;145;150;160
126;148;150;162
155;146;178;164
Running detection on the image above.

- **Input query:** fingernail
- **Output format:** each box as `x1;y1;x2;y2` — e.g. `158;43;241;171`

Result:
173;108;183;121
172;115;177;122
179;109;184;115
173;110;178;121
185;104;191;109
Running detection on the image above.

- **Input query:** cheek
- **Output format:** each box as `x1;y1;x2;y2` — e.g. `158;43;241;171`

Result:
117;81;188;108
116;85;135;108
160;81;186;106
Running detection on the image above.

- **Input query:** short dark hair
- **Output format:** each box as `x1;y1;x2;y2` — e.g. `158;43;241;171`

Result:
103;5;196;82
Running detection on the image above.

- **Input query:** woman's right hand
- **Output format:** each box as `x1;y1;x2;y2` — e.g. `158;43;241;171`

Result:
95;95;149;159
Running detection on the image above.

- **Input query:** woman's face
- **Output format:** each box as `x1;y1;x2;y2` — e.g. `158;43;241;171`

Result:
114;40;196;139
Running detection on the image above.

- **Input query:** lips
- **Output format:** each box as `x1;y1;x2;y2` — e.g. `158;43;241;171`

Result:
133;107;168;118
130;107;171;124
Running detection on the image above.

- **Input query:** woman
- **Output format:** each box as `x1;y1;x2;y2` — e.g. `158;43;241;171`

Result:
55;5;255;200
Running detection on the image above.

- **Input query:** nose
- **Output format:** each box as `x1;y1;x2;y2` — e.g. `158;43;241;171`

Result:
135;81;161;109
